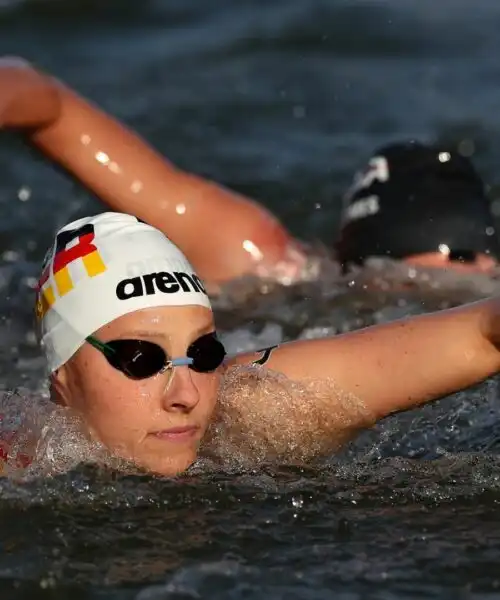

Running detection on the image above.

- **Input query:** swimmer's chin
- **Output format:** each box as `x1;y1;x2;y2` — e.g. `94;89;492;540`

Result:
67;423;201;477
108;443;199;478
139;453;197;478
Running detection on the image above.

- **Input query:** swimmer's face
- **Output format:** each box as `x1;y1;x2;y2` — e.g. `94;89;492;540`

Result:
53;306;221;477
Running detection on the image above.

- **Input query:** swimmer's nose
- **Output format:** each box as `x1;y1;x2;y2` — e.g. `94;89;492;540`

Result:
161;366;200;413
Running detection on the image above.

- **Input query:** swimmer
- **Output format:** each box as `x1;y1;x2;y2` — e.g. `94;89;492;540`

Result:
336;141;499;272
1;58;497;289
1;211;498;476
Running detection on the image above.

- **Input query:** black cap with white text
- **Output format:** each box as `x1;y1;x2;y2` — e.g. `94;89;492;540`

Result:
335;141;500;266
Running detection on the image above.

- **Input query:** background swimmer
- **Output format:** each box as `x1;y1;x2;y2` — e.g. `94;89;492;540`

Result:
0;58;497;290
3;211;500;477
337;141;499;272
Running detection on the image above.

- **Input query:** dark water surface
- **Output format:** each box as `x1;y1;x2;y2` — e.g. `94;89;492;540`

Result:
2;0;500;597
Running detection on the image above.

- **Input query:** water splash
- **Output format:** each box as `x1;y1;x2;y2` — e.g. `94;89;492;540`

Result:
0;389;132;480
202;364;372;469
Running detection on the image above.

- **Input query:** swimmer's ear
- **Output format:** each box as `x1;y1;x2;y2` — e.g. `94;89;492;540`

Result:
49;367;70;406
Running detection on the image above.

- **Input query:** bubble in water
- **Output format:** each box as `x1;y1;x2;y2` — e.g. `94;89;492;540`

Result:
0;389;133;480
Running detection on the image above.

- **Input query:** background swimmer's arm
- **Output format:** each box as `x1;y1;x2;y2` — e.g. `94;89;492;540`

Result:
230;298;500;421
0;57;304;286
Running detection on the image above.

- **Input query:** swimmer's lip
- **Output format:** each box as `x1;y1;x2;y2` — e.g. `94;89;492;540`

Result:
150;425;200;441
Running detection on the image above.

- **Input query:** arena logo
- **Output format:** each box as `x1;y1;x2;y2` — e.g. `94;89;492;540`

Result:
116;271;207;300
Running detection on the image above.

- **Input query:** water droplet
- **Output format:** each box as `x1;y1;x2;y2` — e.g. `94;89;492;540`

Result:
17;186;31;202
293;105;306;119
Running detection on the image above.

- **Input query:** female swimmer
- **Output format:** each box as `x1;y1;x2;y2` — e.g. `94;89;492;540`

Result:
0;57;497;287
15;211;500;476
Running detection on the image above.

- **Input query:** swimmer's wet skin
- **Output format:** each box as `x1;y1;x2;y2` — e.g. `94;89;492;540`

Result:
2;211;500;476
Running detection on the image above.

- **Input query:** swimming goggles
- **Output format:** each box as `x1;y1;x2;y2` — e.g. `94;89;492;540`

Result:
85;331;226;380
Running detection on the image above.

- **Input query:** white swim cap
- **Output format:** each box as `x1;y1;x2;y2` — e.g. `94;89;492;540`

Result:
35;212;211;373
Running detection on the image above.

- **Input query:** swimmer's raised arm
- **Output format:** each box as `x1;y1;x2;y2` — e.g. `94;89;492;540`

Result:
231;298;500;421
0;56;304;286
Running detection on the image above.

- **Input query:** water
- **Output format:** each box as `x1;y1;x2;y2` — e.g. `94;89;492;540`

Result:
2;0;500;597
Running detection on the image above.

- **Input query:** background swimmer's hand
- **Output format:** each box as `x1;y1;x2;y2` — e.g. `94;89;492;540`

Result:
0;56;60;129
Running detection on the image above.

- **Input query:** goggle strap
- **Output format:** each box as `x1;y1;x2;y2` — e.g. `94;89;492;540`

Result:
86;335;116;356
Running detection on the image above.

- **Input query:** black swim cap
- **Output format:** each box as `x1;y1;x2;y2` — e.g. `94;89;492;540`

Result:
335;141;500;266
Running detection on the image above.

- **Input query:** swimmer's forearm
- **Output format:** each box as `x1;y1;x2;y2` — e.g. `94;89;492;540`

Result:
0;58;60;128
237;298;500;420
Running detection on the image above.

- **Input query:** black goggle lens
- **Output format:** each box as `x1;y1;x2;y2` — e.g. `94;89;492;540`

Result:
187;332;227;373
105;339;167;380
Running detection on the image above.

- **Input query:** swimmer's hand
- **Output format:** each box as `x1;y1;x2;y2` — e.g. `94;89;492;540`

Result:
0;56;60;129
